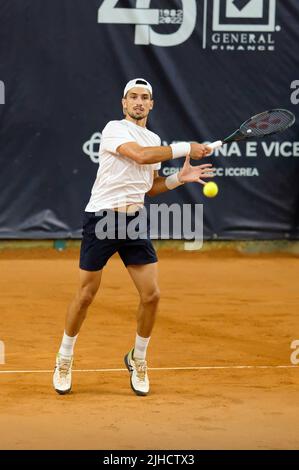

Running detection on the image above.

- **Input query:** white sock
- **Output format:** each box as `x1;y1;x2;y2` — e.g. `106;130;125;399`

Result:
134;333;150;360
59;331;78;358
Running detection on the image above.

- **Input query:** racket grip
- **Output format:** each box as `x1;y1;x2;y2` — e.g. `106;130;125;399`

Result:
206;140;223;154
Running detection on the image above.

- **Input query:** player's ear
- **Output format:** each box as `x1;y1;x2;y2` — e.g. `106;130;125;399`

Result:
122;98;127;115
150;99;154;110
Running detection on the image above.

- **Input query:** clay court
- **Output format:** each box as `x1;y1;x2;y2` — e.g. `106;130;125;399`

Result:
0;247;298;450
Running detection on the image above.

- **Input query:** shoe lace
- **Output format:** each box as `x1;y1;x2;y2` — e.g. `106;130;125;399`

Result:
58;357;72;378
134;359;147;382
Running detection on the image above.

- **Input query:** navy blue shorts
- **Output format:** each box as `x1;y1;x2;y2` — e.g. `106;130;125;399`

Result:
79;210;158;271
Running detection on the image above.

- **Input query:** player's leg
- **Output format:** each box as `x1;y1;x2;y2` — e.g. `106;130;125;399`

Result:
64;268;102;337
53;269;102;395
124;262;160;396
53;210;118;395
127;262;160;339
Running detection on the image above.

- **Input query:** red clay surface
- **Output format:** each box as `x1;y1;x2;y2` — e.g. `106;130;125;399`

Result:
0;248;298;449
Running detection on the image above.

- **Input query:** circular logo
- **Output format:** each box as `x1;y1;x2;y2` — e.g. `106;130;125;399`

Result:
83;132;102;163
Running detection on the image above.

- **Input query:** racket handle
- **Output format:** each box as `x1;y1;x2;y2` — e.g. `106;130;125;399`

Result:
205;140;223;156
207;140;223;150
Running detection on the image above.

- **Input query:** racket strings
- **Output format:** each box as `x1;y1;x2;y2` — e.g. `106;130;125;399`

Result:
241;110;294;137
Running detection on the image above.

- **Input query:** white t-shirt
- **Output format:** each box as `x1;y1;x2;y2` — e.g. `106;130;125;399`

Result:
85;119;161;212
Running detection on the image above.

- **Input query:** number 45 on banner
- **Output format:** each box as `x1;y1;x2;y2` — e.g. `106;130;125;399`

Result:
98;0;197;47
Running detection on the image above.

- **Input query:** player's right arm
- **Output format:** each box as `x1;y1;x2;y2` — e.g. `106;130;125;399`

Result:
117;142;211;165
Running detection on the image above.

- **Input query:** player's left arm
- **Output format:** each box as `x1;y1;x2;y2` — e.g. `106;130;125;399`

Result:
146;171;170;197
147;155;215;197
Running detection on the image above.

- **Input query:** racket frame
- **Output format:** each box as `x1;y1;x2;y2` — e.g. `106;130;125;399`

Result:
208;108;296;151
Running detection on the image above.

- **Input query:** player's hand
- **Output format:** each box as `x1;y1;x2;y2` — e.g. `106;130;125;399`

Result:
178;154;215;185
190;142;213;160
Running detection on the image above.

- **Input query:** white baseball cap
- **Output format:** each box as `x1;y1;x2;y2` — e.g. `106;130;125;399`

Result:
123;78;153;98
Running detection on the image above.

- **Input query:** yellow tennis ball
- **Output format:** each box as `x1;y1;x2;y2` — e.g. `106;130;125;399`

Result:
203;181;218;198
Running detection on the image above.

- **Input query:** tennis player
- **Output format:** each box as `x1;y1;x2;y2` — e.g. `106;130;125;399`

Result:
53;78;214;396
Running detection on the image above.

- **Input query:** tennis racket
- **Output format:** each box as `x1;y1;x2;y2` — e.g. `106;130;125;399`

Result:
208;108;295;152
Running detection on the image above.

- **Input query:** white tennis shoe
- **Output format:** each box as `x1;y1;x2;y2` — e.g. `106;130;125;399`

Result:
53;353;73;395
124;348;149;396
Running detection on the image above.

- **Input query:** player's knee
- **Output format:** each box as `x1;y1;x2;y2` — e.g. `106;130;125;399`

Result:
78;287;96;308
140;288;160;306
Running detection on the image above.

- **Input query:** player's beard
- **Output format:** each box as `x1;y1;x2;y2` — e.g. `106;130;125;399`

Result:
128;109;147;120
